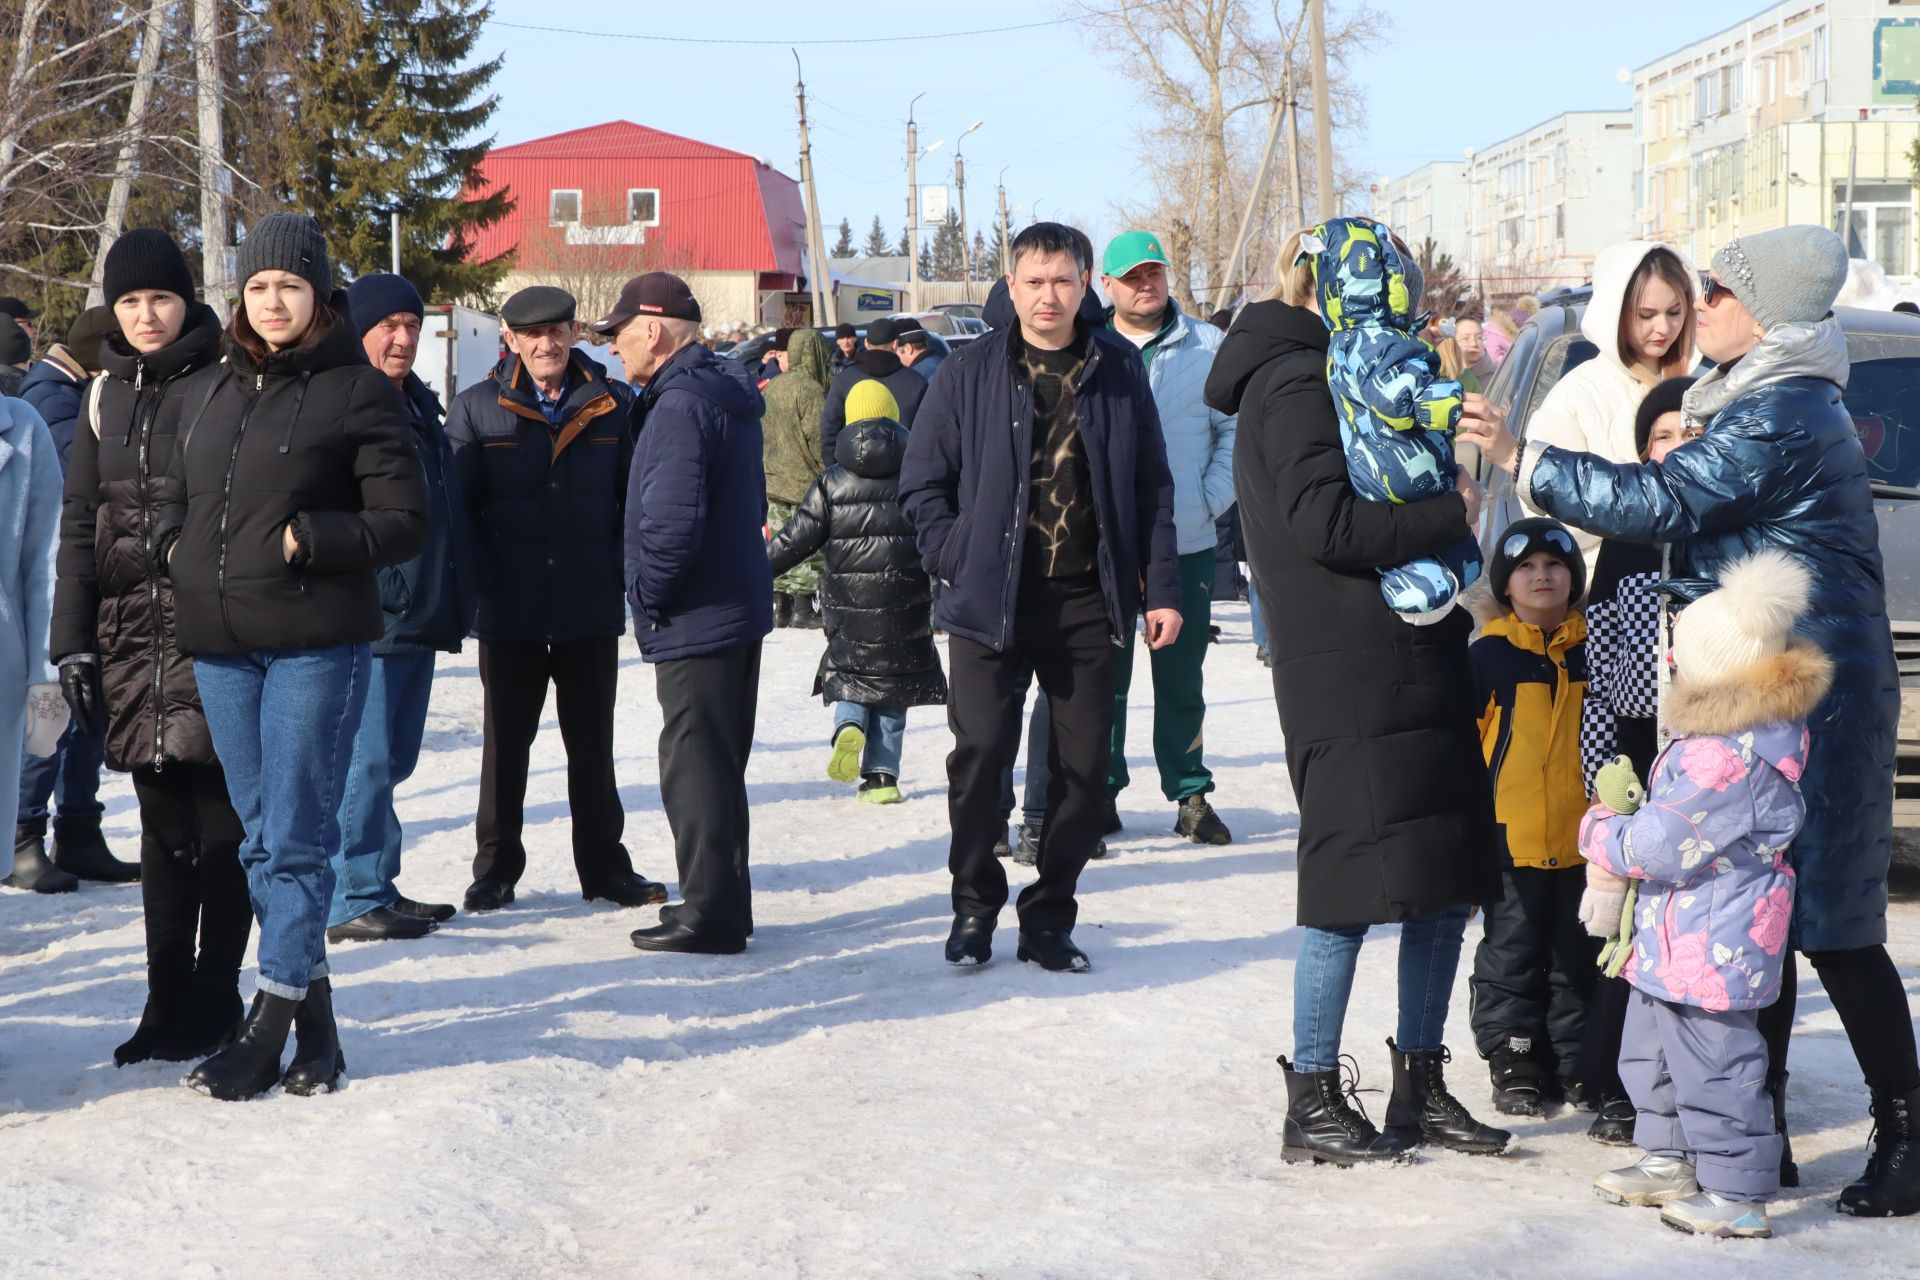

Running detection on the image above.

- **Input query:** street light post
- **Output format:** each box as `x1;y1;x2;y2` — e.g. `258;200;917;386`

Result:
997;166;1012;277
955;120;982;301
906;92;924;312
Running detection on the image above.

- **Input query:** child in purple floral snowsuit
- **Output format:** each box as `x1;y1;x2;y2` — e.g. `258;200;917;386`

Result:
1576;549;1832;1240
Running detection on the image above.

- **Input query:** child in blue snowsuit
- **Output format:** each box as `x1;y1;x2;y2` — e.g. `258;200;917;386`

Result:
1305;218;1482;622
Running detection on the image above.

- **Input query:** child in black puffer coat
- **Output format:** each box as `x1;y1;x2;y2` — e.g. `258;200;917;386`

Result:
768;379;946;802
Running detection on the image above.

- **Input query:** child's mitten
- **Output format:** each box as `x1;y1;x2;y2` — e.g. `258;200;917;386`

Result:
1579;862;1629;940
1594;755;1645;815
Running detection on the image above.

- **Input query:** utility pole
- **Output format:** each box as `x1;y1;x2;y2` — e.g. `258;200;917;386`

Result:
390;211;402;276
997;169;1012;277
793;52;836;325
906;93;924;312
1219;95;1288;310
191;0;231;320
1309;0;1336;220
88;0;168;306
954;121;982;301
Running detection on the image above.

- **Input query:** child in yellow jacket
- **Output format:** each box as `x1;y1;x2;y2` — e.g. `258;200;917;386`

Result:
1468;517;1597;1117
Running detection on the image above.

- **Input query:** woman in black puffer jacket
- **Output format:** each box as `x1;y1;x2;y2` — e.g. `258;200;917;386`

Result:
51;229;253;1068
158;213;426;1102
769;382;945;803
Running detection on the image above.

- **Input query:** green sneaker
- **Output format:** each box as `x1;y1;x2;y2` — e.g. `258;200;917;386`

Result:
858;772;902;804
827;724;865;783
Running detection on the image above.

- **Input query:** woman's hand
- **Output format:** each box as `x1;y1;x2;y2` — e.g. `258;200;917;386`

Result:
1456;394;1520;475
1456;465;1481;532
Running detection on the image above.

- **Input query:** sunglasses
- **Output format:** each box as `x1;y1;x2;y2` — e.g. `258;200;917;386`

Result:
1701;277;1732;307
1502;528;1577;562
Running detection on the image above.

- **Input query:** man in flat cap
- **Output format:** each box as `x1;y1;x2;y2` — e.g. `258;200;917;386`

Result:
592;272;771;955
817;314;926;462
445;284;669;913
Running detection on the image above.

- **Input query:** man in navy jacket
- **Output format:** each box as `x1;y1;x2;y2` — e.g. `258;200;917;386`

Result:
899;223;1182;973
596;272;772;955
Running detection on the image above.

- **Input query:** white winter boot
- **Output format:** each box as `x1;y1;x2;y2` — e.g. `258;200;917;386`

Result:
1593;1154;1699;1207
1659;1190;1772;1239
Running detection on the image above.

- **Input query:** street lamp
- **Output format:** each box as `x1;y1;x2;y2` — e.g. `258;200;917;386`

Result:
955;121;983;298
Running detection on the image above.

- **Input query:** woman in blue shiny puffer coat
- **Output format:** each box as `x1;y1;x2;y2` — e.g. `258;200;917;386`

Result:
1461;225;1919;1219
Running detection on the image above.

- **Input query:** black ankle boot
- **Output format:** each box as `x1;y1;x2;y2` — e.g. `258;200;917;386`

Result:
1279;1055;1414;1166
155;966;245;1062
1770;1071;1799;1189
6;818;77;893
1487;1037;1551;1116
1839;1085;1920;1218
282;977;345;1096
186;992;297;1101
1384;1039;1511;1155
51;818;139;882
114;962;194;1066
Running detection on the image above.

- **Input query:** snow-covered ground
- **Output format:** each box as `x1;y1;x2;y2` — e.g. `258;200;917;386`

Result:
1;602;1915;1278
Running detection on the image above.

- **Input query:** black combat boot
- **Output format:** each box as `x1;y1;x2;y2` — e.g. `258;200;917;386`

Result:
187;991;298;1101
282;977;345;1096
51;817;139;882
1838;1086;1920;1218
6;818;77;893
1279;1056;1414;1166
1383;1040;1512;1155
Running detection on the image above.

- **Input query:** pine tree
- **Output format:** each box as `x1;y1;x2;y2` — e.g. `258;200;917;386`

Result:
832;218;854;257
863;215;889;258
930;210;965;281
230;0;513;302
917;240;934;280
971;230;989;280
897;226;911;257
985;220;1010;279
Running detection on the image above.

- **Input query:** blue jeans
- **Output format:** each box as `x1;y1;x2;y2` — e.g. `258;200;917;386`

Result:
1293;904;1472;1073
994;693;1055;830
833;701;905;777
330;649;436;926
17;716;105;824
1250;581;1269;652
194;645;369;1000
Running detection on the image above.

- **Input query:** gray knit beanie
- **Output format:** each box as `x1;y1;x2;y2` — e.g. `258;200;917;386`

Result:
1712;225;1848;330
236;212;332;296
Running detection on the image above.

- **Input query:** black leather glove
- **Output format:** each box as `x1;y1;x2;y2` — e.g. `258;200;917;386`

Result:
59;656;104;740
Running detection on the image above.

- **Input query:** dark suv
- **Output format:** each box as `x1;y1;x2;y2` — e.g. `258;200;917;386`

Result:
1476;303;1920;826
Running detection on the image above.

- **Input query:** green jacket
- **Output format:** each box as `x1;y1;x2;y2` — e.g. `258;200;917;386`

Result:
761;327;830;505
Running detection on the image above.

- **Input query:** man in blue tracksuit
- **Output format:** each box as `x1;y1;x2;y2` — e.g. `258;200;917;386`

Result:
900;222;1182;974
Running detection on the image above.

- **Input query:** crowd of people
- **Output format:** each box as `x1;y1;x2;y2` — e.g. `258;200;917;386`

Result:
0;206;1913;1235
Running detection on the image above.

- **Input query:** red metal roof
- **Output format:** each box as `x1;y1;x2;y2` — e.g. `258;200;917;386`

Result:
465;120;806;277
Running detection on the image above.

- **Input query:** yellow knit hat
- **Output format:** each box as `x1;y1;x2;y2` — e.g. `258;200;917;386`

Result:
844;378;900;424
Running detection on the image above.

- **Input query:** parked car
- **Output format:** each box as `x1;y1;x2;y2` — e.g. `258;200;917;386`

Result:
1476;302;1920;826
933;301;984;322
718;325;952;373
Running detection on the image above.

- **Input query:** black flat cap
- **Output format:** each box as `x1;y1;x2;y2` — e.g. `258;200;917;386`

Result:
865;316;900;346
501;285;577;329
0;296;39;321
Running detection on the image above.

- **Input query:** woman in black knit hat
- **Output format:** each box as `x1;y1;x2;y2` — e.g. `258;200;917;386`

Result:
158;212;427;1101
50;226;256;1067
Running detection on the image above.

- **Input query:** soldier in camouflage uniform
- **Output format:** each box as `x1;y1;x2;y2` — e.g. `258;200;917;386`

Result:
760;327;831;625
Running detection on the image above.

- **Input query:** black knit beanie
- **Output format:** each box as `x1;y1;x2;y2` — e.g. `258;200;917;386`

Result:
346;273;424;339
1633;375;1698;460
0;314;29;365
1490;517;1586;608
236;212;332;295
102;227;195;304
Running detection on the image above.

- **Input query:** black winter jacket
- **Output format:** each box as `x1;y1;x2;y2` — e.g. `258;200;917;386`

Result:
447;351;633;644
819;348;926;460
376;373;477;654
768;418;946;708
52;306;224;769
1204;301;1499;928
160;318;428;656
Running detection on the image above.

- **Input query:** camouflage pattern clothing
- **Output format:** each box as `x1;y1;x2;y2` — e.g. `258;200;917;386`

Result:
769;499;819;595
762;327;832;598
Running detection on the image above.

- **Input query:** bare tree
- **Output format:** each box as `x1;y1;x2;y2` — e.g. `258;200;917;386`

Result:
87;0;170;305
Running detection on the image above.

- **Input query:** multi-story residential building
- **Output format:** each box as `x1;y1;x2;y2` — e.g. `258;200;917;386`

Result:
1376;161;1472;268
1635;0;1920;278
1461;111;1639;301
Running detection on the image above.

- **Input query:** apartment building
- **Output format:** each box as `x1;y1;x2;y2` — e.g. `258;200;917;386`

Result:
1377;161;1471;267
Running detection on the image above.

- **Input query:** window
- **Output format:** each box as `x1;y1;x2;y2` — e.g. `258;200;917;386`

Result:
1694;71;1717;122
1813;24;1829;82
549;189;581;226
1555;204;1566;242
627;188;660;226
1554;142;1568;183
1835;183;1913;278
1723;61;1743;112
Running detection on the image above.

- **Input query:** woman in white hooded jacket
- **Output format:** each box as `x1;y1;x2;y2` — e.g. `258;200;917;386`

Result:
1518;242;1699;581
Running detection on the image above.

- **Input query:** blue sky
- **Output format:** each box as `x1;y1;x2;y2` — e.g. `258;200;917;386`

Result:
472;0;1771;257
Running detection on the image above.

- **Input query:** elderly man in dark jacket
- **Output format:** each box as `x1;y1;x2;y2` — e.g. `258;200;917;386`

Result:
818;315;926;460
593;272;771;955
446;285;667;914
324;274;479;942
899;222;1182;975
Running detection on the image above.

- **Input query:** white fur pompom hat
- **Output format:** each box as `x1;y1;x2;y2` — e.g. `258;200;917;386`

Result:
1672;549;1813;688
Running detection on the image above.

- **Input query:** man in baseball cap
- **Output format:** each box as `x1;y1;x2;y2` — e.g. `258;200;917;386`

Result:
589;271;702;338
0;295;40;346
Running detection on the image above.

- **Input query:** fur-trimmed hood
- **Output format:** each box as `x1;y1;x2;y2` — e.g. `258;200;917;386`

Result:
1663;639;1833;740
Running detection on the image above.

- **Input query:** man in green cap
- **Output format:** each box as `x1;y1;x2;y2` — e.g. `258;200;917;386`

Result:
1059;230;1236;847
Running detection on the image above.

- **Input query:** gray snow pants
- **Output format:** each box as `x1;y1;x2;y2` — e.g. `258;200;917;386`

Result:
1620;988;1781;1201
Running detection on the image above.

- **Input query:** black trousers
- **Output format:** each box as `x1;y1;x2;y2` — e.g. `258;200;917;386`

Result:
474;638;632;889
1759;945;1920;1095
130;763;251;993
654;642;761;942
1578;973;1633;1100
946;574;1118;933
1470;864;1600;1069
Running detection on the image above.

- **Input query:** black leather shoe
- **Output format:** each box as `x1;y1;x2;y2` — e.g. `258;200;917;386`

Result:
630;919;745;954
6;819;77;893
326;905;436;943
463;878;515;912
392;895;456;923
51;819;140;882
282;977;346;1096
583;872;670;908
945;913;995;966
1016;928;1090;973
187;992;297;1101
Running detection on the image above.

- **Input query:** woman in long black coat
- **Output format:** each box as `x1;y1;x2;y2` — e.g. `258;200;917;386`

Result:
1203;238;1503;1166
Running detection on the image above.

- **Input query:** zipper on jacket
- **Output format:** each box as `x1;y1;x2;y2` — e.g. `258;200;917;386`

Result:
214;374;264;648
133;357;167;770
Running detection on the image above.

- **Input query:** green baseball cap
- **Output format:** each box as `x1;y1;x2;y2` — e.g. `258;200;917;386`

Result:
1101;230;1169;278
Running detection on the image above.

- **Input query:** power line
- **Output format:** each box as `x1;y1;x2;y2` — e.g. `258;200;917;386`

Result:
485;11;1120;46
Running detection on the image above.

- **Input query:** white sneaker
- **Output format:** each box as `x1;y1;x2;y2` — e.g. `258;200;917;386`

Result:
1659;1190;1772;1239
1593;1155;1700;1207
